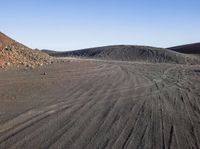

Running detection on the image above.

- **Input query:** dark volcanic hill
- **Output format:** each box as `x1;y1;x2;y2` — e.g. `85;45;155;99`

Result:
168;43;200;54
0;32;51;68
45;45;200;64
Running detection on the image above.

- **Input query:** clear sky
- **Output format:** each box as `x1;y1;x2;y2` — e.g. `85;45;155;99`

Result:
0;0;200;51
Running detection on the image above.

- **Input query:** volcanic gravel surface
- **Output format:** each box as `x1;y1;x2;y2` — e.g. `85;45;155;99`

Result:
0;59;200;149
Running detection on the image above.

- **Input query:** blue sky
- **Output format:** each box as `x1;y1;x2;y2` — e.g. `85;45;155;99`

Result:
0;0;200;51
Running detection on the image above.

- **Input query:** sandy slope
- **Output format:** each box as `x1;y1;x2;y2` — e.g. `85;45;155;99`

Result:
0;59;200;149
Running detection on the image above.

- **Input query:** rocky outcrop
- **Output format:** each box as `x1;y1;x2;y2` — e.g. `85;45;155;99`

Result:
0;32;51;68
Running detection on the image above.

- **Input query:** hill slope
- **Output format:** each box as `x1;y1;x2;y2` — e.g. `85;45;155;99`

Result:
46;45;200;64
168;43;200;54
0;32;51;68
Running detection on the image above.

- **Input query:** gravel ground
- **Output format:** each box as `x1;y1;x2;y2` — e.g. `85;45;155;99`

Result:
0;59;200;149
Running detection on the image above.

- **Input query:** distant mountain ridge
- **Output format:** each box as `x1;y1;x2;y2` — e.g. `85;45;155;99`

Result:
44;45;200;64
168;43;200;54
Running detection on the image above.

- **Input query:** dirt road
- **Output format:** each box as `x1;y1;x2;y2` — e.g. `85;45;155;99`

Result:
0;59;200;149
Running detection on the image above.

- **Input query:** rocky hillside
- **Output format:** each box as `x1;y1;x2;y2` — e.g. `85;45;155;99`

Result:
0;32;51;68
46;45;200;64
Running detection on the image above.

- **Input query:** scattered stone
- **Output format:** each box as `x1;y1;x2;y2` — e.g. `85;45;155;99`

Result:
5;62;11;66
41;72;47;75
26;64;31;67
31;65;35;69
4;46;12;51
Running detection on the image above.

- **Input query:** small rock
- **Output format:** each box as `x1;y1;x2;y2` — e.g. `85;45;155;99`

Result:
5;62;11;66
31;65;35;69
42;72;47;75
26;64;31;67
4;46;12;51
